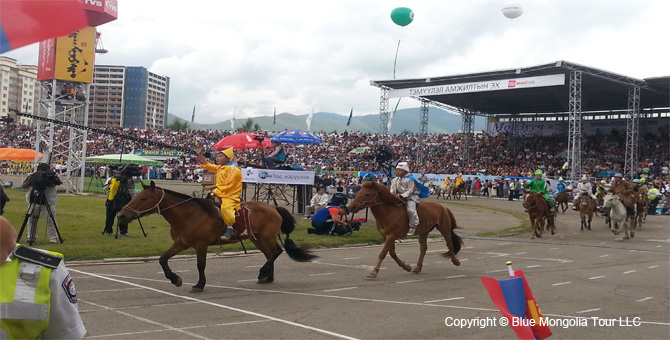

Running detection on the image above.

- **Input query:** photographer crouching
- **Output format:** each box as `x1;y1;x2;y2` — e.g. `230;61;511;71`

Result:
103;166;137;236
22;163;62;243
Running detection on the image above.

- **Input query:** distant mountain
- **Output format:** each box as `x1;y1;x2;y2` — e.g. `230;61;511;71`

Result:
168;107;487;134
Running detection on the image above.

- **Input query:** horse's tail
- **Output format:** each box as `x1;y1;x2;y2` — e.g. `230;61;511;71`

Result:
441;207;463;257
275;207;318;262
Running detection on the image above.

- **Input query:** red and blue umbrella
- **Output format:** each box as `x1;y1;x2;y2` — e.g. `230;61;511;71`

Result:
270;130;322;145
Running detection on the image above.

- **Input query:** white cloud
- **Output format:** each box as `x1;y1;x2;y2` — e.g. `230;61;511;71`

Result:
3;0;668;124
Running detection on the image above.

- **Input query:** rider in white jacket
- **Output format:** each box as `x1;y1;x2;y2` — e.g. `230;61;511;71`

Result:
572;175;597;210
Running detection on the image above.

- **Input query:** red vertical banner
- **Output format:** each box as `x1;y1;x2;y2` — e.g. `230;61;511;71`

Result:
37;39;57;81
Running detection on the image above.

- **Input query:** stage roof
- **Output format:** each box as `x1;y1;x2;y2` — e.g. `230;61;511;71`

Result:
370;61;669;115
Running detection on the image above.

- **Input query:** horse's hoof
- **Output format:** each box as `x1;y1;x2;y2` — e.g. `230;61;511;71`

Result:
616;237;624;242
412;267;422;274
174;277;183;287
630;232;635;238
623;236;630;240
257;277;273;284
366;271;378;279
611;229;620;235
189;286;203;293
403;264;412;272
452;258;461;266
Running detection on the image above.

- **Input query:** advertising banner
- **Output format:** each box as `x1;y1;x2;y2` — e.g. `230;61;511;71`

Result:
488;118;670;137
243;169;315;185
54;26;96;83
37;39;57;80
389;74;565;98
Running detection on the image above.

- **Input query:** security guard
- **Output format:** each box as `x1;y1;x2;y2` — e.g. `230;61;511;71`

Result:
0;216;87;339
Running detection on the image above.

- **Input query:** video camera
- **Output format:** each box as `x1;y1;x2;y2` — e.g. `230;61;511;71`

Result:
374;145;394;163
30;171;60;191
110;165;142;179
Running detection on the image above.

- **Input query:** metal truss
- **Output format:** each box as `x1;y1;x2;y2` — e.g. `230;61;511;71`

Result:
379;87;389;134
460;109;475;168
624;86;641;179
567;71;582;179
419;99;429;135
35;80;89;194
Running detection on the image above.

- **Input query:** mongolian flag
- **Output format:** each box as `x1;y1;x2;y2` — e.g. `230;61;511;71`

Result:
0;0;89;53
346;108;353;126
191;105;195;123
480;270;552;340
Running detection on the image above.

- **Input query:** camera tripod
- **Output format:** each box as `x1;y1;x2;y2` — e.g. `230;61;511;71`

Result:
16;189;64;246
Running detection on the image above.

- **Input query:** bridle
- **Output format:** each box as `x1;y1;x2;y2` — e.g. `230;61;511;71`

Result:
523;192;539;210
350;189;384;209
121;188;195;218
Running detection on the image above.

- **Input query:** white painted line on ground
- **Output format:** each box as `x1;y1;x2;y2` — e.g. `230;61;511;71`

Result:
589;276;605;280
513;252;527;255
460;259;468;261
549;248;559;250
575;308;601;314
526;265;541;268
636;297;653;303
426;249;444;253
396;279;424;284
497;242;512;245
552;282;571;286
70;269;361;340
244;265;263;268
599;241;607;244
470;251;572;263
445;275;465;279
157;270;189;274
309;272;336;277
342;257;362;260
648;265;659;269
311;260;379;270
323;287;358;293
485;269;508;274
432;261;445;264
599;255;609;258
464;246;474;249
79;287;144;293
623;270;636;274
424;297;464;303
237;279;257;283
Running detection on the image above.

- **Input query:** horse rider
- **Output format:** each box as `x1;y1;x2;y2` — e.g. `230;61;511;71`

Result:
595;180;607;199
390;162;420;236
572;175;597;211
647;185;661;215
606;172;636;217
195;146;243;241
523;169;555;217
455;173;465;191
442;175;451;190
554;177;567;199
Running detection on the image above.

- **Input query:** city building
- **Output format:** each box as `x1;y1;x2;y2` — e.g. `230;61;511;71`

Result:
0;56;39;124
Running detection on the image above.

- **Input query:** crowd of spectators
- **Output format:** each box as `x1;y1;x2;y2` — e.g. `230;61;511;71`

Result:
1;123;668;186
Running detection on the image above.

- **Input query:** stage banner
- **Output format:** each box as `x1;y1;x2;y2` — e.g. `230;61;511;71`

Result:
132;149;184;159
389;74;565;98
54;26;96;83
243;169;315;185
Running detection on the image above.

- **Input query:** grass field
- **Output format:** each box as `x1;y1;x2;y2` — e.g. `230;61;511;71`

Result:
1;186;384;261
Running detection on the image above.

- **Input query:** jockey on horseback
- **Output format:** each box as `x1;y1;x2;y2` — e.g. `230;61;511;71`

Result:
390;162;420;236
607;173;636;217
524;169;555;217
443;175;450;190
595;180;607;198
455;173;465;191
196;146;243;241
572;175;598;211
554;177;567;199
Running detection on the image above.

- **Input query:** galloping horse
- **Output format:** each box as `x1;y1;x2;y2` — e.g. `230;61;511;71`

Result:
436;182;454;200
635;192;648;227
576;192;596;231
601;193;633;241
347;182;463;278
522;190;555;239
118;181;317;293
555;191;570;213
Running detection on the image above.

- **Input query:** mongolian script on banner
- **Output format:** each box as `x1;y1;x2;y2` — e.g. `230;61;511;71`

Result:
488;118;669;137
242;169;315;185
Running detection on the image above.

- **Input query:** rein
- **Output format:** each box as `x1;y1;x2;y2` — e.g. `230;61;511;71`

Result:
351;189;384;208
123;188;196;218
524;193;540;210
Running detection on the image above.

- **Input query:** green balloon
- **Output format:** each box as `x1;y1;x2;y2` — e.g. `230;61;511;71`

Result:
390;7;414;27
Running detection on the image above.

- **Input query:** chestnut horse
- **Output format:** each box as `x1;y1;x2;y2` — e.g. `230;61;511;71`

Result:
348;182;463;279
555;191;570;213
522;190;555;239
576;192;596;231
452;182;468;200
118;181;317;293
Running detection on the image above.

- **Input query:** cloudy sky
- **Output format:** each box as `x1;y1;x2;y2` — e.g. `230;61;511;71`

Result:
5;0;669;123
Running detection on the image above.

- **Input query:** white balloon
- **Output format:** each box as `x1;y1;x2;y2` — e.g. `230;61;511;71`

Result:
502;2;523;19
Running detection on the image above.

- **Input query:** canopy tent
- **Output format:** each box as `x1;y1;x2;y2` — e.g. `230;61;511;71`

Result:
212;133;273;150
85;154;163;166
0;148;43;161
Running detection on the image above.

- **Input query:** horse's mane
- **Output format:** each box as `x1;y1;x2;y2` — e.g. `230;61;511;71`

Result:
362;181;401;205
161;187;220;216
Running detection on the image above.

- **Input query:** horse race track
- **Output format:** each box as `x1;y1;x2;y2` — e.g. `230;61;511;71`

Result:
68;194;670;340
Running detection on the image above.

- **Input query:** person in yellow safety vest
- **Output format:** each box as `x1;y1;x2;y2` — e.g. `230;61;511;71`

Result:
195;145;243;241
0;216;87;340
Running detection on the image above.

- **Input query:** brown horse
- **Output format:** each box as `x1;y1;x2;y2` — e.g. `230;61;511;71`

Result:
522;191;555;239
347;182;463;278
555;191;570;213
117;181;317;293
635;192;648;227
452;182;468;200
576;192;596;231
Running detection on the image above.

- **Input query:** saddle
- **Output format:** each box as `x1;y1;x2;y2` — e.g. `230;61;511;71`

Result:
205;193;253;241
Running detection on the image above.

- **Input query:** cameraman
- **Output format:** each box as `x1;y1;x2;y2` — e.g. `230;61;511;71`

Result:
22;163;62;243
103;169;135;236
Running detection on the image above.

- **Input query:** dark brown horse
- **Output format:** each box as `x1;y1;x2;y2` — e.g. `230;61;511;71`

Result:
576;192;596;231
117;181;317;293
347;182;463;278
451;182;468;200
555;191;570;213
522;191;555;239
